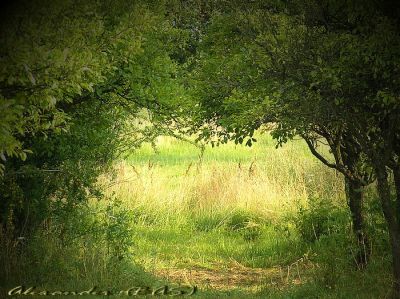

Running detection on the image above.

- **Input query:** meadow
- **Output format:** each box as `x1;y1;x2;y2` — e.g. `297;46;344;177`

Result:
95;132;390;298
1;132;392;298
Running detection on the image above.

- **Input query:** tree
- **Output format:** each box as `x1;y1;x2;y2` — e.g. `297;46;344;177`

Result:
187;0;373;262
0;0;188;237
186;0;400;295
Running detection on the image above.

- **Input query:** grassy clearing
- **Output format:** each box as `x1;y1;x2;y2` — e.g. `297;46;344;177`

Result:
2;132;391;298
106;133;343;223
90;132;391;297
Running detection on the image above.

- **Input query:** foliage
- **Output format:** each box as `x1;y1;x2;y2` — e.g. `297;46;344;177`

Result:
1;0;399;297
1;197;153;290
0;0;189;233
0;1;107;170
184;1;400;295
0;2;189;294
293;197;348;243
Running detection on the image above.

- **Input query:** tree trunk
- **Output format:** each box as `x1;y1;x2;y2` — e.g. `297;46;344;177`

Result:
345;177;370;267
376;165;400;299
393;167;400;232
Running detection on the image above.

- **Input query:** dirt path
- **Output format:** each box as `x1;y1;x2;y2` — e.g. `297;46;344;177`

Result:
154;261;309;291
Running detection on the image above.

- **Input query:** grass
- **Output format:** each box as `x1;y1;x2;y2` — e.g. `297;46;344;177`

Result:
94;131;392;297
2;131;392;298
106;132;343;224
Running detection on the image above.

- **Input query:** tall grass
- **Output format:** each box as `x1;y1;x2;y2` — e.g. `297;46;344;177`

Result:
93;132;391;298
101;133;344;226
2;132;391;298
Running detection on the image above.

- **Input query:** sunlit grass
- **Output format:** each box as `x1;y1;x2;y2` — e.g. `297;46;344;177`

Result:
3;131;389;298
93;131;352;296
103;131;344;225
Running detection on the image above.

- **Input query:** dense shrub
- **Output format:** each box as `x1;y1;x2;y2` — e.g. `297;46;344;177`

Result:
1;197;137;288
293;197;349;243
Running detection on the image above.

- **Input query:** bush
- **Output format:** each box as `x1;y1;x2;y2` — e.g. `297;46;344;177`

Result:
294;197;348;243
0;197;139;289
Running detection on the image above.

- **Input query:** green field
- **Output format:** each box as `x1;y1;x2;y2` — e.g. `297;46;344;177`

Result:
1;132;391;298
93;132;389;298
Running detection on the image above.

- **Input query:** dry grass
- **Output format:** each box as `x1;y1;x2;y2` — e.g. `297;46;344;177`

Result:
154;255;317;292
98;133;344;225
